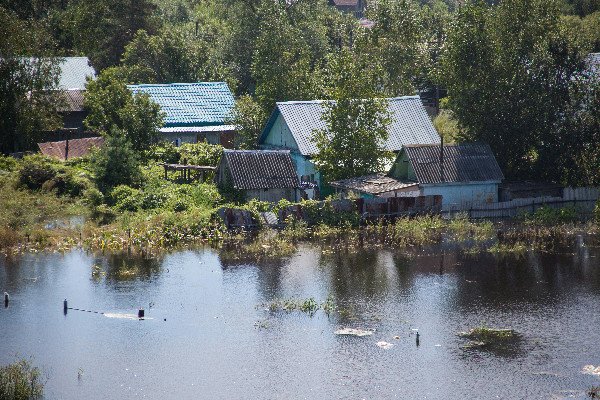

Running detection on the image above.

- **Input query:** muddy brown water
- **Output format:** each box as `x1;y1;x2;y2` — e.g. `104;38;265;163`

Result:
1;239;600;399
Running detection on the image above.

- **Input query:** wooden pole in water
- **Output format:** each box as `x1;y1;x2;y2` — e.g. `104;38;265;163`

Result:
4;292;8;307
416;331;420;347
64;299;68;314
138;309;144;318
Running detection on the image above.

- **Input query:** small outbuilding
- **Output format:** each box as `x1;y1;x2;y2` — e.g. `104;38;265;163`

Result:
216;150;301;202
127;82;236;147
389;143;504;206
332;143;504;207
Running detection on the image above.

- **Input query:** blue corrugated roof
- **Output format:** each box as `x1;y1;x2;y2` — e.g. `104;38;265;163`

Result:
58;57;95;90
127;82;235;127
259;96;440;156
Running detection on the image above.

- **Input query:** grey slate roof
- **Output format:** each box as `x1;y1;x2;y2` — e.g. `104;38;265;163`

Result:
57;89;85;112
330;173;417;195
260;96;440;156
223;150;299;190
404;143;504;184
58;57;95;90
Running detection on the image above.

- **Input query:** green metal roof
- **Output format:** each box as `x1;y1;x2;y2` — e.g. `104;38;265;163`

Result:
127;82;235;127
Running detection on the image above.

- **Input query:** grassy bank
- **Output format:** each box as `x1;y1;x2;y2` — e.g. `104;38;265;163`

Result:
0;147;599;258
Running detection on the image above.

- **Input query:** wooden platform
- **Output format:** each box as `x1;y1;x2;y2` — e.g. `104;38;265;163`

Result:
161;163;216;181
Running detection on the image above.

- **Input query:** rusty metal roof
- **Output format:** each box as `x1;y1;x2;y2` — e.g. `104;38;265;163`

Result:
330;173;418;195
38;137;104;160
259;96;440;156
222;150;299;190
404;143;504;184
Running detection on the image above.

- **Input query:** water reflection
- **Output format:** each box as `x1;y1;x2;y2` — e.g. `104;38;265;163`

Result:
1;237;600;400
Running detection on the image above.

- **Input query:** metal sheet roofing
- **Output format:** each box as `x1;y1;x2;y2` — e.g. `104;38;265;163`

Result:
404;143;504;184
57;89;85;112
260;96;440;156
38;137;104;160
222;150;299;190
127;82;234;127
58;57;95;90
159;125;236;133
330;173;417;195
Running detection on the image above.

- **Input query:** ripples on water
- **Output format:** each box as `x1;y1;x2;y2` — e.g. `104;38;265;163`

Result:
1;240;600;399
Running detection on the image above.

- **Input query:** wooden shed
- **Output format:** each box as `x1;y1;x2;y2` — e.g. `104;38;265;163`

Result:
217;150;301;202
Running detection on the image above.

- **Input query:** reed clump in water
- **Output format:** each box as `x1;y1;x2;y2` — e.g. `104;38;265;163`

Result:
0;358;45;400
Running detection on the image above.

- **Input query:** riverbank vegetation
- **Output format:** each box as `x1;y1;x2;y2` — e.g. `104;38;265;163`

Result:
1;147;600;258
0;358;45;400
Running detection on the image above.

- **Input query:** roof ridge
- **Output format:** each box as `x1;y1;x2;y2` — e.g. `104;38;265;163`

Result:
128;82;228;88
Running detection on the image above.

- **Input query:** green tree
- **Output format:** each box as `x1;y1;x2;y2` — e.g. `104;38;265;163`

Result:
121;28;206;84
356;0;427;96
65;0;159;71
251;0;335;112
226;95;267;149
84;67;164;152
311;49;391;182
90;131;143;192
441;0;587;178
0;7;62;154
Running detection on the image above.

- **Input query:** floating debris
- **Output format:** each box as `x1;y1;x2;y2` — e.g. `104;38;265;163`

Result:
583;365;600;376
335;328;374;337
104;313;152;320
376;341;394;349
393;336;401;340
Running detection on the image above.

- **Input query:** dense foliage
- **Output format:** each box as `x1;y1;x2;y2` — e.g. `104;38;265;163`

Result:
1;0;599;183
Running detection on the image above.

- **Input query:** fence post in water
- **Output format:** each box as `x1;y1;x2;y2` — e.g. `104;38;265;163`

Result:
416;331;420;347
4;292;8;307
138;309;145;318
63;299;68;315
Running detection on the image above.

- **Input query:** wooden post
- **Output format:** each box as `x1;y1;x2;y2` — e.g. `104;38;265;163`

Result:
138;309;145;318
164;165;168;180
64;299;68;314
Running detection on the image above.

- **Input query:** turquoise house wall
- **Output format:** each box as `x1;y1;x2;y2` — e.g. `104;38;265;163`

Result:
421;182;499;206
261;114;323;188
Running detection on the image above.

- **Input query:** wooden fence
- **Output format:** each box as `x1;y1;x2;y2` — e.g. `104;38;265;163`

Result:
442;187;600;220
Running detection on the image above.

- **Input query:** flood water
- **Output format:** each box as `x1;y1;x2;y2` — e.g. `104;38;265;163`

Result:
2;239;600;399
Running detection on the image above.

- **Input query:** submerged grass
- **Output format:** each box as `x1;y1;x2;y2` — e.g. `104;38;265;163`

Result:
262;295;336;317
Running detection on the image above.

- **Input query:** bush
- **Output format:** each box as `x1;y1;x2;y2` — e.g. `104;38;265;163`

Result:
110;185;141;211
178;142;223;167
0;155;18;172
0;358;45;400
18;155;57;190
83;188;104;208
90;132;143;193
147;142;180;163
524;205;579;225
42;171;89;197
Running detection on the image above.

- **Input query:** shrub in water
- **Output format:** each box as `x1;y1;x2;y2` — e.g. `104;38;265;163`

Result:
0;358;45;400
